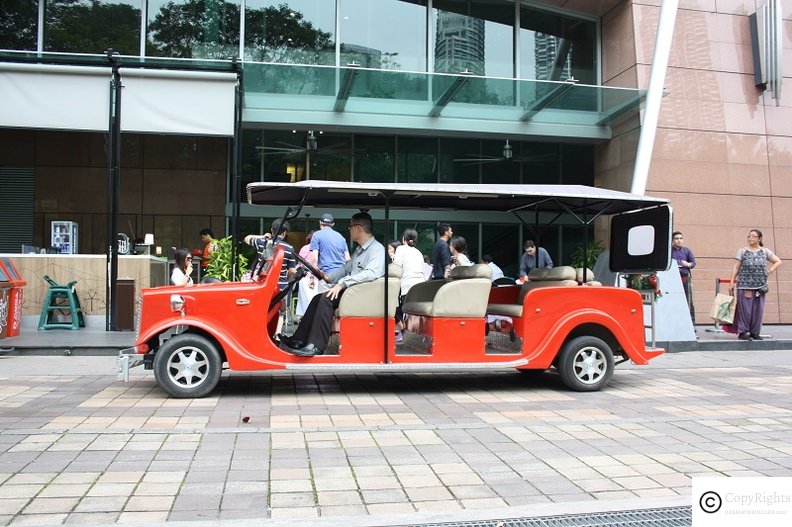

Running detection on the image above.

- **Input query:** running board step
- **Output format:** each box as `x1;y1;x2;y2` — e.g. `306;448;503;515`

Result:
285;359;529;371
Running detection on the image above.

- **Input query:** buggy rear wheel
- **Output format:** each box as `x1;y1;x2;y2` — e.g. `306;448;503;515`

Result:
153;334;222;398
557;336;614;391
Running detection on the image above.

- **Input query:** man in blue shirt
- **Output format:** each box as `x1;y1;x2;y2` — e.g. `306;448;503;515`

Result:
309;212;350;293
671;231;696;323
280;212;385;357
519;240;553;278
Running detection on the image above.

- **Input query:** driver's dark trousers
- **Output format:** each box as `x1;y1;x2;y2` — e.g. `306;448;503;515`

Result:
291;291;344;351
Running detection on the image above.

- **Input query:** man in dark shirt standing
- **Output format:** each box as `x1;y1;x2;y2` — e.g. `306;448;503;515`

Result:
431;223;453;279
671;231;696;323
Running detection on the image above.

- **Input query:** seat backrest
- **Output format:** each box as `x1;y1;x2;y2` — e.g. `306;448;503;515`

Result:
518;265;578;303
337;264;401;317
449;263;492;280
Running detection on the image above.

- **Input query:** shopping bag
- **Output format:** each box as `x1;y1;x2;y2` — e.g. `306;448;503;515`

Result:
709;293;735;324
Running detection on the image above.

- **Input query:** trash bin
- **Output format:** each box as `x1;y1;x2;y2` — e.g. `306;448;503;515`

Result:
0;258;27;337
0;266;10;339
116;278;136;331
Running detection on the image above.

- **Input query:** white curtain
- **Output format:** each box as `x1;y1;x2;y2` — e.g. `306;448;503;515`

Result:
0;63;110;132
120;69;237;136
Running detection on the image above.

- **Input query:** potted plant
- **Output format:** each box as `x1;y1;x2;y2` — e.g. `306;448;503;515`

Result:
204;236;249;282
570;240;605;270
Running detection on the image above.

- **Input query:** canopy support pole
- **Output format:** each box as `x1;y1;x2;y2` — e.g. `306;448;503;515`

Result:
106;51;122;331
631;0;678;195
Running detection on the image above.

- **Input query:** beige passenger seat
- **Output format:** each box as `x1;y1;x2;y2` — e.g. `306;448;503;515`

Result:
402;264;492;318
487;265;578;318
336;264;402;317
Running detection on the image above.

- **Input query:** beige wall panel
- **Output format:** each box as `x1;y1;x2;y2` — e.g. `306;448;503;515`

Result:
650;192;771;231
654;128;728;163
602;4;637;82
649;158;770;194
715;41;755;74
604;66;638;89
713;1;759;16
715;9;753;44
725;133;768;165
659;97;766;134
767;135;792;167
657;97;726;130
770;197;792;229
765;105;792;136
679;1;717;12
768;165;792;196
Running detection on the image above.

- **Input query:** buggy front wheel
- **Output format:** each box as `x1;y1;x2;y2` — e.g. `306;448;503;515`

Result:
153;334;222;398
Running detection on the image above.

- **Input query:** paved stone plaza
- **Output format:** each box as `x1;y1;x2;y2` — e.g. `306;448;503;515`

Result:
1;350;791;526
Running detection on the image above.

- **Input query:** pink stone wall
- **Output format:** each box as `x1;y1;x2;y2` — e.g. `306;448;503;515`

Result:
599;0;792;323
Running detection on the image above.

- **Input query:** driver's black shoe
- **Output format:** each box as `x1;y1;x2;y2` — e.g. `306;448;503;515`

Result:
283;343;322;357
276;333;302;348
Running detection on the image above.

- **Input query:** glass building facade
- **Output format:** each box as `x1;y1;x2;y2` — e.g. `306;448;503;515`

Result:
1;1;611;273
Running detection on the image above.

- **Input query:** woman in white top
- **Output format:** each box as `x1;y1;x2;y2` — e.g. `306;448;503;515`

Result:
171;248;194;286
393;228;426;342
447;236;472;276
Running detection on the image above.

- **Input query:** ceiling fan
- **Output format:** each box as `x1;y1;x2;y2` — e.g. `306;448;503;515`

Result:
453;140;557;165
256;130;353;160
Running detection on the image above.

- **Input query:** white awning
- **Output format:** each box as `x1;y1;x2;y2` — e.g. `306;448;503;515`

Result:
120;69;237;136
0;63;237;136
0;63;110;132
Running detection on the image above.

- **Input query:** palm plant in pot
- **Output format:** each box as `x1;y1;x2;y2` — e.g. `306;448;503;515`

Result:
205;236;250;282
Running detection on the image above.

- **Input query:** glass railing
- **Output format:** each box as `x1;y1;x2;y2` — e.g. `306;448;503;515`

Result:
241;62;643;127
0;51;643;128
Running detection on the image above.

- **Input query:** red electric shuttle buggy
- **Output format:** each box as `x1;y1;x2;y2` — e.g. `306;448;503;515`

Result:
117;181;671;397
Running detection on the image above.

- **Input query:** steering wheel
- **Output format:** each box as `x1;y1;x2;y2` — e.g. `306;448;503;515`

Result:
293;252;324;280
269;266;306;309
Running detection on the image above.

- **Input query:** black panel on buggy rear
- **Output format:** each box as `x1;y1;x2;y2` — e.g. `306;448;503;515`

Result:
609;205;672;274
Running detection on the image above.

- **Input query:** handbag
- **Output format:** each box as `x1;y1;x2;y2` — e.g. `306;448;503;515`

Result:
709;293;736;324
757;284;769;296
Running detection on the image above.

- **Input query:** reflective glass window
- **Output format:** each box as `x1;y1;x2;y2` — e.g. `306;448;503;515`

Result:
432;0;513;78
147;0;240;58
44;0;141;55
339;0;427;71
482;223;519;277
1;0;39;50
307;132;351;181
244;0;335;64
397;136;436;183
439;137;479;184
354;136;394;183
519;5;595;83
477;140;519;184
258;130;311;183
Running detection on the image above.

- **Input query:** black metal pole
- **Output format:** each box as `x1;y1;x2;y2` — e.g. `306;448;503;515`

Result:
230;60;243;280
106;51;122;331
383;195;390;365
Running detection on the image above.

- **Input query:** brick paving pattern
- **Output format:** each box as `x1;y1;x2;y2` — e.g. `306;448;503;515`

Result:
0;351;791;525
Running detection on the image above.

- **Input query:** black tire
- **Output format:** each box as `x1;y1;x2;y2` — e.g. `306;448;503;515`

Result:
557;336;614;392
153;334;222;398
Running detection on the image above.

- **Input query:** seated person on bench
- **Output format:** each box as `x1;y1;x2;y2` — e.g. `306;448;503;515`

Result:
278;212;385;357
